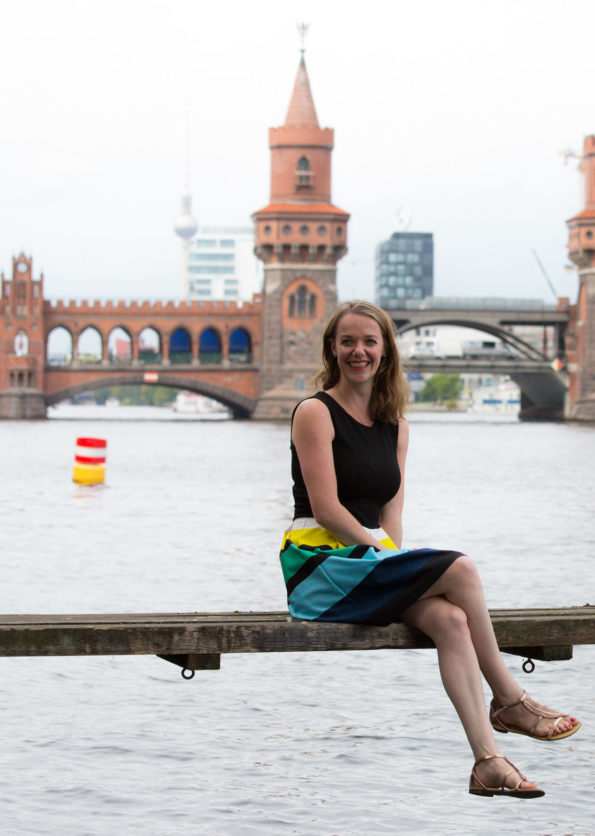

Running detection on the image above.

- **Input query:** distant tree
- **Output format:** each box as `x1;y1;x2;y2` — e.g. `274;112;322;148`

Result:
420;374;463;403
94;385;175;406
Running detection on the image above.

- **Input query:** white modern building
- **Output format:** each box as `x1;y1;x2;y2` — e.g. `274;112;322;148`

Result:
185;227;263;303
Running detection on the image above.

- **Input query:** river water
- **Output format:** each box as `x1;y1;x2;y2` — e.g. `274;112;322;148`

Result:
0;406;593;835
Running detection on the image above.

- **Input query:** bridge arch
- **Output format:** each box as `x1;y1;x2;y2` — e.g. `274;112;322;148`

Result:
229;327;252;363
394;317;566;419
45;373;256;418
199;326;222;364
76;326;103;364
47;325;74;365
138;326;162;363
169;327;192;364
108;326;132;365
394;317;544;360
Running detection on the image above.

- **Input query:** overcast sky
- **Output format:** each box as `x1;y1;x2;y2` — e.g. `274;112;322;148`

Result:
1;0;592;304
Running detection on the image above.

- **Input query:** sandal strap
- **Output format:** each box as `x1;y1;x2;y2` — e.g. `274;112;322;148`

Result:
471;754;527;792
519;693;566;738
491;690;569;738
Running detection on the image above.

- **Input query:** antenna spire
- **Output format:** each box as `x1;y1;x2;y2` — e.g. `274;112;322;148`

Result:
297;21;309;57
183;98;190;191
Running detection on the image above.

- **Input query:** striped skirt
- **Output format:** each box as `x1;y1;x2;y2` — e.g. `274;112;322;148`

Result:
280;518;462;626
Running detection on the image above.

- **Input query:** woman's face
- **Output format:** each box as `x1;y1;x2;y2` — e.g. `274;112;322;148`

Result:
332;313;385;385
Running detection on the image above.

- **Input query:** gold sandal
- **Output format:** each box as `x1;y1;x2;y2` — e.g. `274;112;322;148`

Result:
490;690;581;741
469;754;545;798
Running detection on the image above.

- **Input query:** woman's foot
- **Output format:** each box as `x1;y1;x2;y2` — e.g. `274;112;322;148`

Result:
490;690;581;740
469;753;545;798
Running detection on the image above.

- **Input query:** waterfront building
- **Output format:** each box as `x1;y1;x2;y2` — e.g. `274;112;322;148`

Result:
375;231;433;309
186;227;263;303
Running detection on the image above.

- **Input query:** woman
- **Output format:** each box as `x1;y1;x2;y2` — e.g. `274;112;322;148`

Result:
280;300;580;798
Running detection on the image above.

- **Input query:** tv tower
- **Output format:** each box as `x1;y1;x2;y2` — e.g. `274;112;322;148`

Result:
173;110;198;300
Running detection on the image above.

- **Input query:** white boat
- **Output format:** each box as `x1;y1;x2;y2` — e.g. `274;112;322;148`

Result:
172;391;229;416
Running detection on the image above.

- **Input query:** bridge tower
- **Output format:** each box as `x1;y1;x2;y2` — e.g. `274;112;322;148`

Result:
0;253;47;418
567;135;595;420
251;49;349;419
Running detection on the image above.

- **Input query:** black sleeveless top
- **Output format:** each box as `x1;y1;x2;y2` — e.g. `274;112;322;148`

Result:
291;391;401;528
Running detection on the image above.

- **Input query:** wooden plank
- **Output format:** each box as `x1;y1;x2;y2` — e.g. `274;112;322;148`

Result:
503;645;573;662
0;612;293;626
0;607;594;659
1;606;594;627
1;606;593;627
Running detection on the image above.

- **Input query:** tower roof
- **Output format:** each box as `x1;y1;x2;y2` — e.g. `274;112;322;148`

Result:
284;56;319;128
253;201;349;219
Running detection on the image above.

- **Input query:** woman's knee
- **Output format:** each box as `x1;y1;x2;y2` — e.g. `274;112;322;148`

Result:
438;600;470;639
451;554;481;587
405;596;469;641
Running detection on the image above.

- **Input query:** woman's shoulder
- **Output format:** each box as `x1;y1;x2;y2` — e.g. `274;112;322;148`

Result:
292;394;335;442
293;393;332;421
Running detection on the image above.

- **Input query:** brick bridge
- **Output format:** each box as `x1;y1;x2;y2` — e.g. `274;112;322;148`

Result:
0;253;576;420
0;256;262;419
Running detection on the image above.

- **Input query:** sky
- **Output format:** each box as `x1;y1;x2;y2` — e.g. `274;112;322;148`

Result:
1;0;593;305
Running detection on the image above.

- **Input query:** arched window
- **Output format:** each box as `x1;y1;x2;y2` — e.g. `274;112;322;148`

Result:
108;327;132;365
139;327;162;364
76;327;103;364
14;330;29;356
288;283;316;319
229;328;252;364
296;156;313;187
199;328;222;364
47;327;73;365
169;328;192;364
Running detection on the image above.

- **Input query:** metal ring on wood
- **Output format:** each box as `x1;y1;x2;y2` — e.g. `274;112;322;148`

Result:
181;667;195;680
522;658;535;674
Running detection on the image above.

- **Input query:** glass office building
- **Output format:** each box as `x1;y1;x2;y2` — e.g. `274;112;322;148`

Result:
375;231;433;309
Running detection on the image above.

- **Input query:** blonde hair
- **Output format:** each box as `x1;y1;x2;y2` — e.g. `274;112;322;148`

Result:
313;300;409;422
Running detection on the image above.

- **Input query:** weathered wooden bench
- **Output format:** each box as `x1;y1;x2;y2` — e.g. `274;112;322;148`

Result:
1;607;594;678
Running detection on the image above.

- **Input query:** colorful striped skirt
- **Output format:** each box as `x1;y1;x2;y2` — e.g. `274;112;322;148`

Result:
280;518;462;626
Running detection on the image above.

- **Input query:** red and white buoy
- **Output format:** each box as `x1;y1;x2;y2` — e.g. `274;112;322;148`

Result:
73;437;107;485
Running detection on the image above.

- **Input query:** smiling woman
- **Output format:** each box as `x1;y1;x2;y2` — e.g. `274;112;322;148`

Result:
279;299;580;800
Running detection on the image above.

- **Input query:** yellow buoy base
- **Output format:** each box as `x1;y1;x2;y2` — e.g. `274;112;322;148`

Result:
72;463;106;485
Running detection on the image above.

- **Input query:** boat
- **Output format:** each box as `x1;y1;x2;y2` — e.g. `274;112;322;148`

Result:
172;391;229;417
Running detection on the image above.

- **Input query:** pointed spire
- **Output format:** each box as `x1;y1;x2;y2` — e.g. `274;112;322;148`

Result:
284;55;319;128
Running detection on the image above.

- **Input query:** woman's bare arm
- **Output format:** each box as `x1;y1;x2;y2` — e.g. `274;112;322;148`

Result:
379;418;409;548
